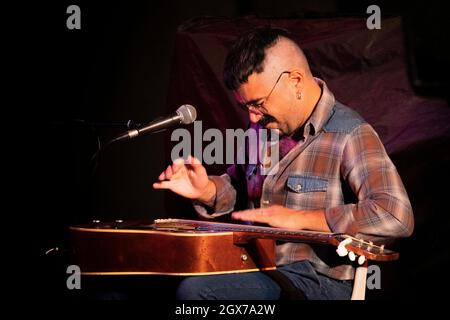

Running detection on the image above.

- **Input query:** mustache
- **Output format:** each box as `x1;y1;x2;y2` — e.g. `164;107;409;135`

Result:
258;114;277;127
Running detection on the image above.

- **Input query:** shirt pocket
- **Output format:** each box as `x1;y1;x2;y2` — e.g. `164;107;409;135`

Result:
285;175;328;210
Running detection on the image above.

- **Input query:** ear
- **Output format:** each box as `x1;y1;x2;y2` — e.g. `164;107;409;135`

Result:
288;70;305;92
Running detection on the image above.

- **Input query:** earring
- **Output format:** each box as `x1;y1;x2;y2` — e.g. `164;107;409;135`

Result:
297;92;302;100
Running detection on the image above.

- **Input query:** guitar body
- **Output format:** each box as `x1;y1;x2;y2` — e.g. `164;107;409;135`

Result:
70;218;398;276
70;222;276;276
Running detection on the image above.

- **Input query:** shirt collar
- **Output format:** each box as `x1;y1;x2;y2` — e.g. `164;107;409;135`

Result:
303;77;336;138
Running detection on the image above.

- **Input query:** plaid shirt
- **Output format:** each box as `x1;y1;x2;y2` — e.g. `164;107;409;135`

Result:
194;78;414;280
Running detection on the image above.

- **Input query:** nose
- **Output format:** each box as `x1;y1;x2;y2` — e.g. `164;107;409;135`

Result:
249;111;263;123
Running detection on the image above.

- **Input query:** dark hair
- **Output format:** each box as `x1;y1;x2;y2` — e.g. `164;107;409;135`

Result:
223;26;292;90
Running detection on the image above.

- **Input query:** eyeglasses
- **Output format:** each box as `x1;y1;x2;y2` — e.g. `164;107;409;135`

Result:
240;71;291;112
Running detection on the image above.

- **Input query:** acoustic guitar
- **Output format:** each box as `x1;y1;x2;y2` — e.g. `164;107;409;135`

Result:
69;218;398;276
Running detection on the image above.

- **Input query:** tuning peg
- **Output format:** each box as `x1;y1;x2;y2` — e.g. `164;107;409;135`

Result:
336;238;352;257
336;246;348;257
348;251;356;261
358;255;366;265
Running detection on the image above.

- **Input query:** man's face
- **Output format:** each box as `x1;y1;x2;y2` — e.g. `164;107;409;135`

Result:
234;71;302;136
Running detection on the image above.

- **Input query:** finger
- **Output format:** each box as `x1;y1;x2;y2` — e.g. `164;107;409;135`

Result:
185;155;194;164
232;210;267;223
232;209;270;224
158;171;166;181
171;158;185;174
152;181;173;189
186;155;204;174
164;165;173;179
190;155;202;165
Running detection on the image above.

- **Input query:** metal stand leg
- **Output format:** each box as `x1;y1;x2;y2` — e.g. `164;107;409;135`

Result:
351;261;368;300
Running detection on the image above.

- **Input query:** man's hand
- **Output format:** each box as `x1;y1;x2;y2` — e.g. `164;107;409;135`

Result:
153;155;216;204
232;204;331;232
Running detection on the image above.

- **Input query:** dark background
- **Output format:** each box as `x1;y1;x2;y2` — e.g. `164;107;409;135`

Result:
16;0;449;301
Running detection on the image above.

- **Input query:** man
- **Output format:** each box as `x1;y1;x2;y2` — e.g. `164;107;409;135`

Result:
153;27;414;300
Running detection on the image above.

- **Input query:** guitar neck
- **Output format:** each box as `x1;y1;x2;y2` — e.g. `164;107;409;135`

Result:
154;218;337;240
153;218;399;262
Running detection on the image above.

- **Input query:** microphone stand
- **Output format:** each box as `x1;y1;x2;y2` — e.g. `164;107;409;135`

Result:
88;117;168;174
50;119;144;174
50;119;142;130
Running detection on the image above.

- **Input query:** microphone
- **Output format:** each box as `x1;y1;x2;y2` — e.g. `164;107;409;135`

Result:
112;104;197;142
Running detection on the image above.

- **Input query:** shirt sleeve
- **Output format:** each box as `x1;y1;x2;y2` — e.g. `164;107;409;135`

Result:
325;123;414;239
192;166;238;219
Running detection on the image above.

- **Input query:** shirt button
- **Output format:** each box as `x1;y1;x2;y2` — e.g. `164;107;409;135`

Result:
294;184;302;192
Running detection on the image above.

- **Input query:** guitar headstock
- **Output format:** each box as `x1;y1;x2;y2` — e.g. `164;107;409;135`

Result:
334;235;399;262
